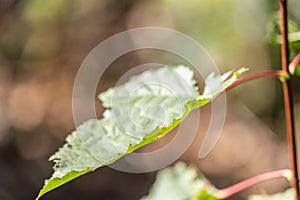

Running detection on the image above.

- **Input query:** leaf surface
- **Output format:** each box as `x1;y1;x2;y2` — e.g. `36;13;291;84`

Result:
37;66;246;199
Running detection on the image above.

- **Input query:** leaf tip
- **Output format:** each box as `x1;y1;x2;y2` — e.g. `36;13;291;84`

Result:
235;67;249;76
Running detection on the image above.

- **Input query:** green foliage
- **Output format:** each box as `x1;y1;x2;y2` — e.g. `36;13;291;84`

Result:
248;189;295;200
37;66;247;199
141;162;218;200
266;12;300;44
267;12;300;74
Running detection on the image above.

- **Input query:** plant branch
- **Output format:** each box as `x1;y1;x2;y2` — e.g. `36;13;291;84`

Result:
225;70;289;91
289;52;300;75
215;169;292;199
280;0;300;199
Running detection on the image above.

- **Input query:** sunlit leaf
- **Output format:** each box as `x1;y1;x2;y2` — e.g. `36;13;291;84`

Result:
37;66;246;199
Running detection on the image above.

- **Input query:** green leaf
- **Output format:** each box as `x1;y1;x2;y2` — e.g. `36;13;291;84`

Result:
200;67;248;99
37;66;247;199
266;12;300;44
248;189;295;200
266;12;300;73
141;162;218;200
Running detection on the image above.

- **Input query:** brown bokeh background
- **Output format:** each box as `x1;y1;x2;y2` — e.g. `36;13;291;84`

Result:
1;0;300;199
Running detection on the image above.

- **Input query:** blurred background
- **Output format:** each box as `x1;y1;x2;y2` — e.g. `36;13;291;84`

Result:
1;0;300;199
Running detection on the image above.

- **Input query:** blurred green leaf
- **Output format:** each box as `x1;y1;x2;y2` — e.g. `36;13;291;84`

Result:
141;162;218;200
266;12;300;44
267;12;300;74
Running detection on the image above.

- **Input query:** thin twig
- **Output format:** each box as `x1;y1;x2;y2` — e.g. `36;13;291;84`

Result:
225;70;288;91
215;169;292;199
280;0;300;199
289;52;300;75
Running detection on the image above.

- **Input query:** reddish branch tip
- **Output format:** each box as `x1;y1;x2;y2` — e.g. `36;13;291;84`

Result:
289;53;300;75
215;169;292;199
225;70;289;91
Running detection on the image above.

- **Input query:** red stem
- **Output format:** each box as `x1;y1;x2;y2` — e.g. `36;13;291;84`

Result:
225;70;288;91
215;169;292;199
280;1;300;199
289;52;300;75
